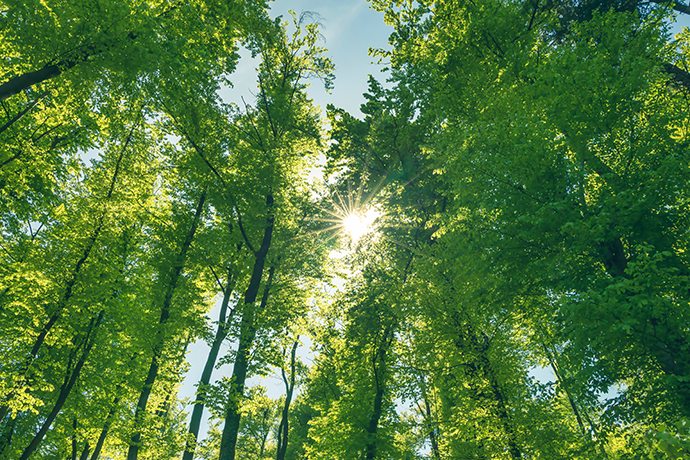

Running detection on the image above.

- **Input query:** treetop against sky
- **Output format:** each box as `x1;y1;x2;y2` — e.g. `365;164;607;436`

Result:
1;0;690;459
226;0;394;118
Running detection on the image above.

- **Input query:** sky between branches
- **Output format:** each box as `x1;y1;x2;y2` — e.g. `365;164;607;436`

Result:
177;0;395;438
177;0;690;440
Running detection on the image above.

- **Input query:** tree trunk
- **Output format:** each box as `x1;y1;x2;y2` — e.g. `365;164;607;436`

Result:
0;64;66;102
485;362;523;460
537;334;588;437
89;394;121;460
0;414;18;458
420;384;441;460
182;275;236;460
19;311;105;460
0;29;140;102
0;91;48;135
651;1;690;16
217;199;276;460
365;322;395;460
0;219;103;425
127;190;206;460
452;314;523;460
276;339;299;460
218;194;275;460
78;441;90;460
72;418;78;460
218;262;276;460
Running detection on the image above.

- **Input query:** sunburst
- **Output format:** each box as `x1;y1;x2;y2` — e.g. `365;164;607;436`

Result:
342;209;379;242
313;179;383;247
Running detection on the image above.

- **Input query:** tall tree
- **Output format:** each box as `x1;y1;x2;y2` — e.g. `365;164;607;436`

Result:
214;13;334;460
368;0;690;453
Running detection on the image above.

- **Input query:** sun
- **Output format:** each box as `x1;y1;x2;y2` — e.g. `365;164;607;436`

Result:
342;208;379;243
310;179;384;249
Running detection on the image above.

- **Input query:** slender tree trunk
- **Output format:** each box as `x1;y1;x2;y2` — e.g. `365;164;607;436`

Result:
485;363;522;460
218;263;275;460
536;330;612;456
276;339;299;460
476;333;522;460
424;398;441;460
155;334;191;422
452;314;523;460
127;190;206;460
0;29;140;102
538;337;588;437
72;417;78;460
182;275;236;460
649;1;690;16
88;394;121;460
365;322;395;460
79;441;90;460
0;91;48;135
0;414;18;458
19;311;105;460
217;307;257;460
420;382;441;460
0;220;103;425
218;194;275;460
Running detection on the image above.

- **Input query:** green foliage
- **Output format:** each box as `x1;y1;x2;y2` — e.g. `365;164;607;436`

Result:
2;0;690;458
646;420;690;459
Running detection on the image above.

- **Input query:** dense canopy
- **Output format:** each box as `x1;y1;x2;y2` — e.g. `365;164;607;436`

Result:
1;0;690;459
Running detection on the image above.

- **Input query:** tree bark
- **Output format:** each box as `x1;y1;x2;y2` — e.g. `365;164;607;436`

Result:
0;64;66;102
127;190;206;460
424;397;441;460
0;413;17;457
365;322;395;460
537;335;588;437
664;63;690;91
0;91;48;135
218;262;276;460
79;441;90;460
418;379;441;460
182;275;236;460
72;418;78;460
218;199;276;460
19;311;105;460
651;0;690;16
276;339;299;460
0;28;140;102
88;394;121;460
485;362;523;460
0;219;103;425
452;315;523;460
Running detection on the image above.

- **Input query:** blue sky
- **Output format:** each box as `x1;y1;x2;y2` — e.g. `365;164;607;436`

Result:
220;0;394;117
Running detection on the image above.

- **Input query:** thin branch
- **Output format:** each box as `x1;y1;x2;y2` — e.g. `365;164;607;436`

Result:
0;91;49;136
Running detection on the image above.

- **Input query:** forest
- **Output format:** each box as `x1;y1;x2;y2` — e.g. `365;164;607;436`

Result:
1;0;690;458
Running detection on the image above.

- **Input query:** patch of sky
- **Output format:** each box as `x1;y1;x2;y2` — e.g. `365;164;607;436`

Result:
529;365;556;385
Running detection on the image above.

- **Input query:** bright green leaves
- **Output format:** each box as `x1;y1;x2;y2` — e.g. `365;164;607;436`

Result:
646;419;690;459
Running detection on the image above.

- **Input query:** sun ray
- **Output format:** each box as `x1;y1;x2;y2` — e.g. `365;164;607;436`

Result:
285;176;391;249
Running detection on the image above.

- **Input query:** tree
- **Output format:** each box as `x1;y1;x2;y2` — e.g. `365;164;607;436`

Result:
212;13;333;460
126;188;208;460
367;0;690;453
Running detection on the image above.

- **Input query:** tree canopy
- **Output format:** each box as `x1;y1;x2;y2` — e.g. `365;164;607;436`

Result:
1;0;690;459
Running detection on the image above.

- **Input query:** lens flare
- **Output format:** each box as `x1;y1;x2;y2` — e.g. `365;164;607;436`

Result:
343;209;378;242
